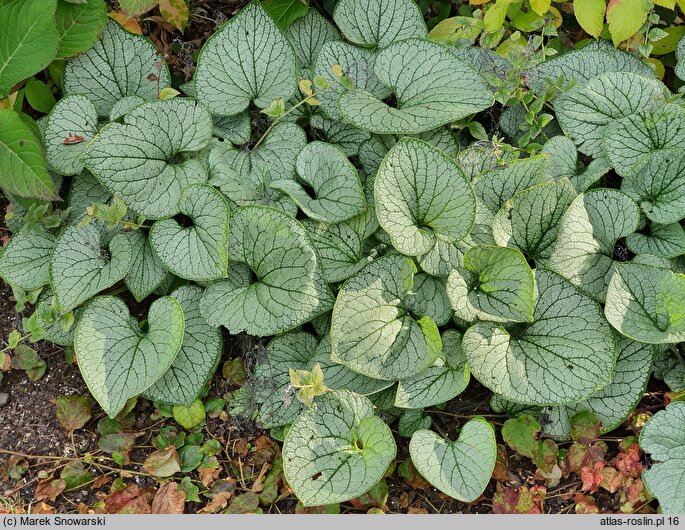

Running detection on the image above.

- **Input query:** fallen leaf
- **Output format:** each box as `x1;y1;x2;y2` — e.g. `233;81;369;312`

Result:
143;447;181;478
492;444;510;482
159;0;189;32
198;466;221;488
225;492;259;514
108;12;143;34
55;395;92;431
151;482;185;514
105;484;153;514
93;475;113;490
250;462;270;493
198;492;232;514
30;502;55;514
581;460;605;492
407;507;429;514
492;485;546;514
60;461;94;490
251;435;278;466
34;479;66;502
574;492;599;514
232;438;248;458
616;442;643;478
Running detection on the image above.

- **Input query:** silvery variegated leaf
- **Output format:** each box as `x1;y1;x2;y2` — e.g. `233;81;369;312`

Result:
286;7;340;70
123;230;172;303
626;222;685;259
67;171;111;225
0;224;56;291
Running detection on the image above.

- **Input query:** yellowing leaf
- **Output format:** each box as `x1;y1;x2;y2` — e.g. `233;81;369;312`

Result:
108;12;143;34
606;0;652;46
484;0;514;31
159;87;180;100
299;78;313;96
643;57;665;79
119;0;157;16
530;0;552;15
331;64;343;77
650;25;685;55
653;0;674;7
574;0;606;37
159;0;189;32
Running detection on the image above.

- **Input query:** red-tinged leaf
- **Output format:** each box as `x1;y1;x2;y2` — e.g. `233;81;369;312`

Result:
581;460;605;492
151;482;185;514
567;441;607;473
197;491;232;514
622;478;649;507
55;395;91;431
570;411;602;445
600;466;625;493
105;484;153;514
143;447;181;478
107;12;143;34
159;0;189;32
492;485;546;514
574;492;599;514
616;442;643;478
34;479;66;501
533;439;559;474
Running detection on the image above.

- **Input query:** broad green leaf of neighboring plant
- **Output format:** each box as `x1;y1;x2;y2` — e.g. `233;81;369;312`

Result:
143;286;222;406
283;390;396;507
409;419;496;502
262;0;309;29
149;184;230;282
119;0;157;16
0;224;56;290
74;295;184;417
603;105;685;177
340;39;493;134
605;262;685;344
55;0;108;60
332;0;426;48
50;223;133;312
375;138;476;256
606;0;652;47
639;402;685;514
330;254;441;381
411;273;452;326
44;95;98;176
473;155;547;213
573;0;605;38
0;0;59;98
63;20;170;117
626;223;685;259
271;141;365;223
555;72;668;157
83;99;213;219
194;2;297;116
395;329;470;409
285;8;340;70
546;189;640;302
492;179;576;261
0;109;59;200
463;269;616;405
621;151;685;224
447;245;535;323
123;230;171;303
200;205;334;336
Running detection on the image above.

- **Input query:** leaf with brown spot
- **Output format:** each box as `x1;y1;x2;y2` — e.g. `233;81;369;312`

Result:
258;456;283;507
34;479;66;501
225;492;259;514
567;441;607;473
151;482;185;514
105;484;153;514
198;466;221;488
251;435;278;466
492;485;546;514
159;0;189;32
570;411;602;445
107;12;143;34
197;491;232;514
532;439;559;474
143;447;181;478
55;395;91;431
615;442;643;478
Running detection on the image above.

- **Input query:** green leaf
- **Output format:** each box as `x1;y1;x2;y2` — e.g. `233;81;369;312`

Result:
50;223;133;312
149;184;230;282
271;141;365;224
63;20;169;117
621;151;685;224
473;156;548;213
447;245;535;323
74;295;184;417
573;0;606;38
605;262;685;344
55;0;108;60
123;231;171;303
143;447;181;478
374;138;476;256
606;0;652;46
417;239;464;279
60;461;93;491
35;289;79;347
44;95;98;176
463;269;616;405
332;0;426;47
395;329;469;409
173;399;206;429
0;0;59;98
263;0;309;29
200;205;333;336
83;99;213;219
492;179;577;261
310;115;371;158
546;189;640;302
330;254;441;381
502;414;540;458
409;419;496;502
626;222;685;259
285;7;340;70
119;0;157;16
555;72;668;157
144;286;222;406
194;2;296;116
639;402;685;514
0;109;59;200
282;390;396;507
24;78;56;114
339;39;493;134
0;224;55;290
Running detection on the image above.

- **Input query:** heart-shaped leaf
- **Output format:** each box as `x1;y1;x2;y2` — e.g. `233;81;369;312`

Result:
282;390;396;507
626;222;685;259
55;0;108;60
411;273;452;326
0;224;55;290
200;205;334;336
374;137;476;256
639;402;685;514
143;286;222;406
395;329;469;409
286;8;339;70
194;2;297;116
50;223;133;312
75;295;184;416
332;0;426;48
447;245;535;323
340;39;493;134
123;230;172;303
63;20;169;116
330;254;441;381
271;141;366;223
605;262;685;344
67;171;112;225
83;98;213;219
409;418;496;502
463;269;616;405
149;184;230;282
44;95;98;176
310;115;371;157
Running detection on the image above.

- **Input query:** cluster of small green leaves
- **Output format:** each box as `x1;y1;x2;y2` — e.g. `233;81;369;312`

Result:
1;0;685;513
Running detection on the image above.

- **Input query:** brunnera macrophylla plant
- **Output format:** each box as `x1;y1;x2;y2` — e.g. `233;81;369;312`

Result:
1;0;685;512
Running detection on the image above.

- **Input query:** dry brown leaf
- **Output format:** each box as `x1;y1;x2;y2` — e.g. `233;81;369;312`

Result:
197;491;232;514
34;479;66;502
151;482;185;514
198;466;221;488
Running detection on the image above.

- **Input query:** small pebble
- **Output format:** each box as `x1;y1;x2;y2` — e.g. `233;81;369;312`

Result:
0;392;9;407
